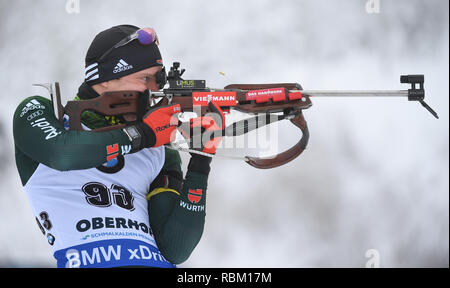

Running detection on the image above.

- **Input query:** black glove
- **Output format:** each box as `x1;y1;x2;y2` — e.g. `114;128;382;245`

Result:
188;153;212;175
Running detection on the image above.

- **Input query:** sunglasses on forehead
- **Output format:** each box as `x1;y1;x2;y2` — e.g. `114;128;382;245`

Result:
97;27;159;63
97;27;167;89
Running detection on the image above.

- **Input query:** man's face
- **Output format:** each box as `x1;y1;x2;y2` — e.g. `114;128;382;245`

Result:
100;66;163;92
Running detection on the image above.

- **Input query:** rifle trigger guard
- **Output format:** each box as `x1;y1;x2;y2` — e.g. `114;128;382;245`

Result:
166;94;173;105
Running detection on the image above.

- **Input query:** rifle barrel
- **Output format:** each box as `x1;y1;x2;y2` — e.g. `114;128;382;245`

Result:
297;90;409;97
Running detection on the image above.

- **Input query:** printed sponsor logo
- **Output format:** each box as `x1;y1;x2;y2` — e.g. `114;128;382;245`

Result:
176;80;195;88
180;200;205;212
47;233;56;245
121;145;132;155
26;110;44;121
192;92;237;106
61;240;174;268
76;217;154;238
20;99;45;117
113;59;133;74
187;189;203;204
155;123;171;133
106;143;119;161
65;246;120;268
81;231;152;242
30;118;62;140
246;88;286;102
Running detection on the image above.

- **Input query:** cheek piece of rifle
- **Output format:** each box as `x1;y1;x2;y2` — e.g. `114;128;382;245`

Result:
34;62;438;169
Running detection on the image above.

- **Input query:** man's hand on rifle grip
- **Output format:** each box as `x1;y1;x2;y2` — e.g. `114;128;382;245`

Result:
142;104;181;147
178;101;225;155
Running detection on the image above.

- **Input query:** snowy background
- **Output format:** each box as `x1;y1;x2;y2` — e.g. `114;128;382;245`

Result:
0;0;448;267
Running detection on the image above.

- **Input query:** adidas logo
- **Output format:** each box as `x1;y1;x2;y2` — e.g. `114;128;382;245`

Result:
20;99;45;118
113;59;133;74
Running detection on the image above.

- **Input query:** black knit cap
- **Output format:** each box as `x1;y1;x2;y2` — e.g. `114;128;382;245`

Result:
83;24;163;86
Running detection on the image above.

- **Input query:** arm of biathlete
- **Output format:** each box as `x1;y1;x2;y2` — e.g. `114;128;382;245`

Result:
13;96;132;172
147;148;212;264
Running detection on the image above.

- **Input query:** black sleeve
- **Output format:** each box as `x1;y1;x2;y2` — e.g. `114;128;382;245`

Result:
13;96;132;172
147;153;212;264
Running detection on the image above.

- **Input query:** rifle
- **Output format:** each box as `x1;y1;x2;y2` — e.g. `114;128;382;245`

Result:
50;62;439;169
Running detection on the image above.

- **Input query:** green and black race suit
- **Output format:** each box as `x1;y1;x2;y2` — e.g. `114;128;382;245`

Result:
13;95;210;267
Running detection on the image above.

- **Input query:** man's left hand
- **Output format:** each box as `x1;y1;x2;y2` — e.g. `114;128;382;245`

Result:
178;101;225;154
